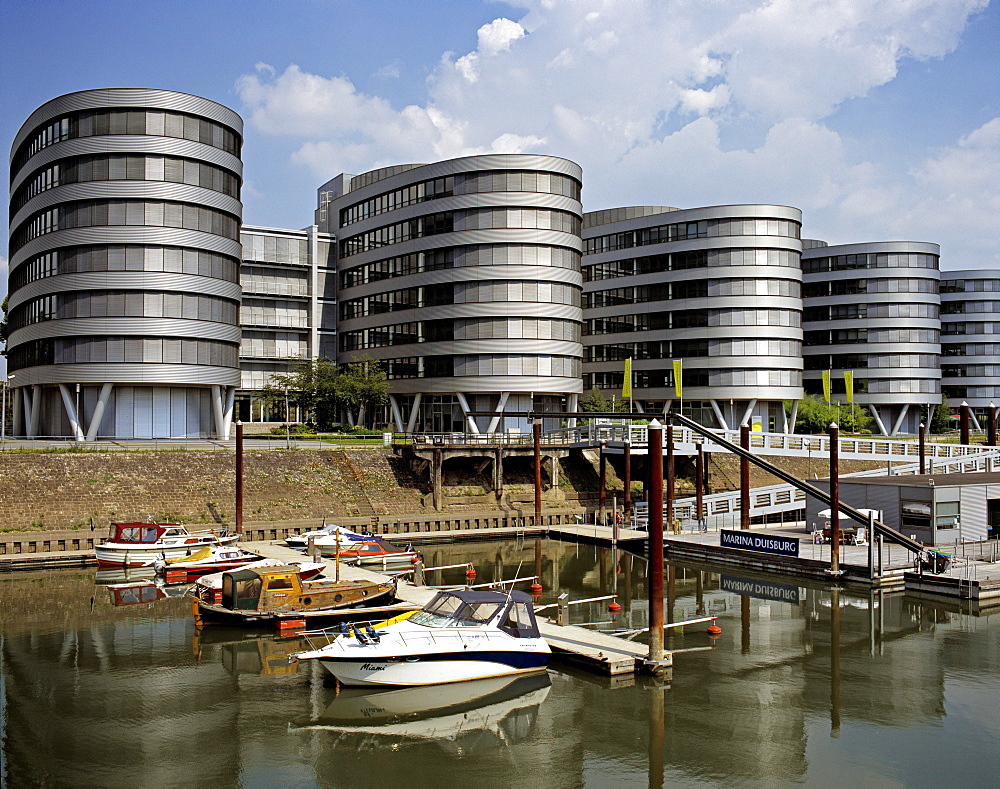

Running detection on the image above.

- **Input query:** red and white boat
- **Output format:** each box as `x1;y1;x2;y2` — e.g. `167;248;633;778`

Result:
318;538;421;570
156;545;264;584
94;522;239;568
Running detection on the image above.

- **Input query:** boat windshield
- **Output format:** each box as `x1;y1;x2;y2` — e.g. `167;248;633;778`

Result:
409;593;502;628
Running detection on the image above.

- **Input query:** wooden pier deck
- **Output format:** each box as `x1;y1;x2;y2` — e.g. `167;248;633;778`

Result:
242;539;665;677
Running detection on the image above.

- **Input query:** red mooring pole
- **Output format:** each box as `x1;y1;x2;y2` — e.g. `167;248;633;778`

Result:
235;420;244;535
960;402;971;446
624;440;632;519
989;402;997;447
647;420;665;667
830;422;840;573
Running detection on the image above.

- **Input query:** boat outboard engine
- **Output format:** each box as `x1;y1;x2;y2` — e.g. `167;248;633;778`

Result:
352;624;370;644
365;624;380;644
338;622;350;637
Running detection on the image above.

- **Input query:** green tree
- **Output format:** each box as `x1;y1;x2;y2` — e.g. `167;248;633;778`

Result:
788;395;872;434
337;357;389;428
929;397;956;434
0;294;8;357
579;386;627;413
265;356;389;430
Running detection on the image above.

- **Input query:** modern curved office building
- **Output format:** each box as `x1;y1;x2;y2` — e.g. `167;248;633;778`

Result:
317;155;584;433
940;269;1000;417
7;88;243;439
581;204;804;431
801;241;941;435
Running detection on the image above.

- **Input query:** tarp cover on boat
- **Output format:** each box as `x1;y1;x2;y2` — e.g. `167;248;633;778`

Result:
111;523;168;543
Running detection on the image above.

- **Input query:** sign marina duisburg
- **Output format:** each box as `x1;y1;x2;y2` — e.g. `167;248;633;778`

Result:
720;529;799;558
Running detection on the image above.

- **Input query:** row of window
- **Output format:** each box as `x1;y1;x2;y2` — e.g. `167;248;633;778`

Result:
240;332;308;360
943;386;1000;398
9;291;239;331
9;245;239;291
458;208;581;234
12;200;239;252
339;170;581;227
584;218;801;256
455;281;580;306
801;252;938;273
585;338;802;362
943;343;1000;356
241;268;310;298
12;154;239;213
340;319;454;351
803;329;940;346
9;336;239;371
584;248;800;281
804;354;939;370
241;233;310;266
940;279;1000;293
942;365;1000;378
240;299;308;329
340;244;580;289
13;108;240;174
453;355;581;378
803;303;940;321
584;277;799;308
585;368;801;390
942;322;1000;335
802;278;938;298
340;317;583;351
340;209;582;258
584;308;801;335
942;301;1000;314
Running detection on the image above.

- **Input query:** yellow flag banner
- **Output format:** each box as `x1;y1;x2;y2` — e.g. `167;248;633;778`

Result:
673;359;683;398
844;371;854;404
622;358;632;399
822;370;831;403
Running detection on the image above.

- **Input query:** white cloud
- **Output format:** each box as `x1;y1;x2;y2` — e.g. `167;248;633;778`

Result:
236;0;994;265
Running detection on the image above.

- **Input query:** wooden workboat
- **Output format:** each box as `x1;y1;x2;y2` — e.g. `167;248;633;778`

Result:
193;559;326;606
94;522;238;568
193;565;398;627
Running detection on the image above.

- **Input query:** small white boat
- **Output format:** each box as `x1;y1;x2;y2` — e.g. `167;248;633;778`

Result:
155;545;264;583
292;589;551;686
94;522;239;568
285;524;369;549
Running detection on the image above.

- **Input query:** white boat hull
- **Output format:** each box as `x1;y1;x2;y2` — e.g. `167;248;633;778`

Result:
313;655;548;686
95;534;239;567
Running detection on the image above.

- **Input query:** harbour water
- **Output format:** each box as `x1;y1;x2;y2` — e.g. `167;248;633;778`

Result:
1;539;997;788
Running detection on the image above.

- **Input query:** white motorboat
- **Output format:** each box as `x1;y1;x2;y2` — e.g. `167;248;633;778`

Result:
154;545;264;583
285;523;369;549
292;589;551;686
94;522;239;568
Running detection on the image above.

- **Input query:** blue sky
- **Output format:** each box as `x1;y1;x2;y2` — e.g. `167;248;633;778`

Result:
3;0;999;280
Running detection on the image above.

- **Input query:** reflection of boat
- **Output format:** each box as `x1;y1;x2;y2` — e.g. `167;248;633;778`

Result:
94;522;238;567
192;629;309;676
285;524;369;549
193;559;326;605
291;673;551;750
156;545;263;584
104;578;191;607
292;589;551;686
317;538;421;569
194;565;398;627
95;567;157;585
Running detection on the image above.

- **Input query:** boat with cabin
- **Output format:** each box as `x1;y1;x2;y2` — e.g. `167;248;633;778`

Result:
193;564;399;627
291;588;551;686
193;559;326;605
317;538;421;570
285;523;369;550
94;522;239;568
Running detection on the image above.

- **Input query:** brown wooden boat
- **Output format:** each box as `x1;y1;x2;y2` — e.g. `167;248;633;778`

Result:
193;565;398;628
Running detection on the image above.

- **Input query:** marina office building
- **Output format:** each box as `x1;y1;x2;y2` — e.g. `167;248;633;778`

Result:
7;89;1000;439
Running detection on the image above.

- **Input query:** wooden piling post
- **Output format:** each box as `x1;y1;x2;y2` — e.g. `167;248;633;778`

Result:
533;420;542;526
235;421;243;535
830;422;840;574
740;423;750;530
919;422;926;474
